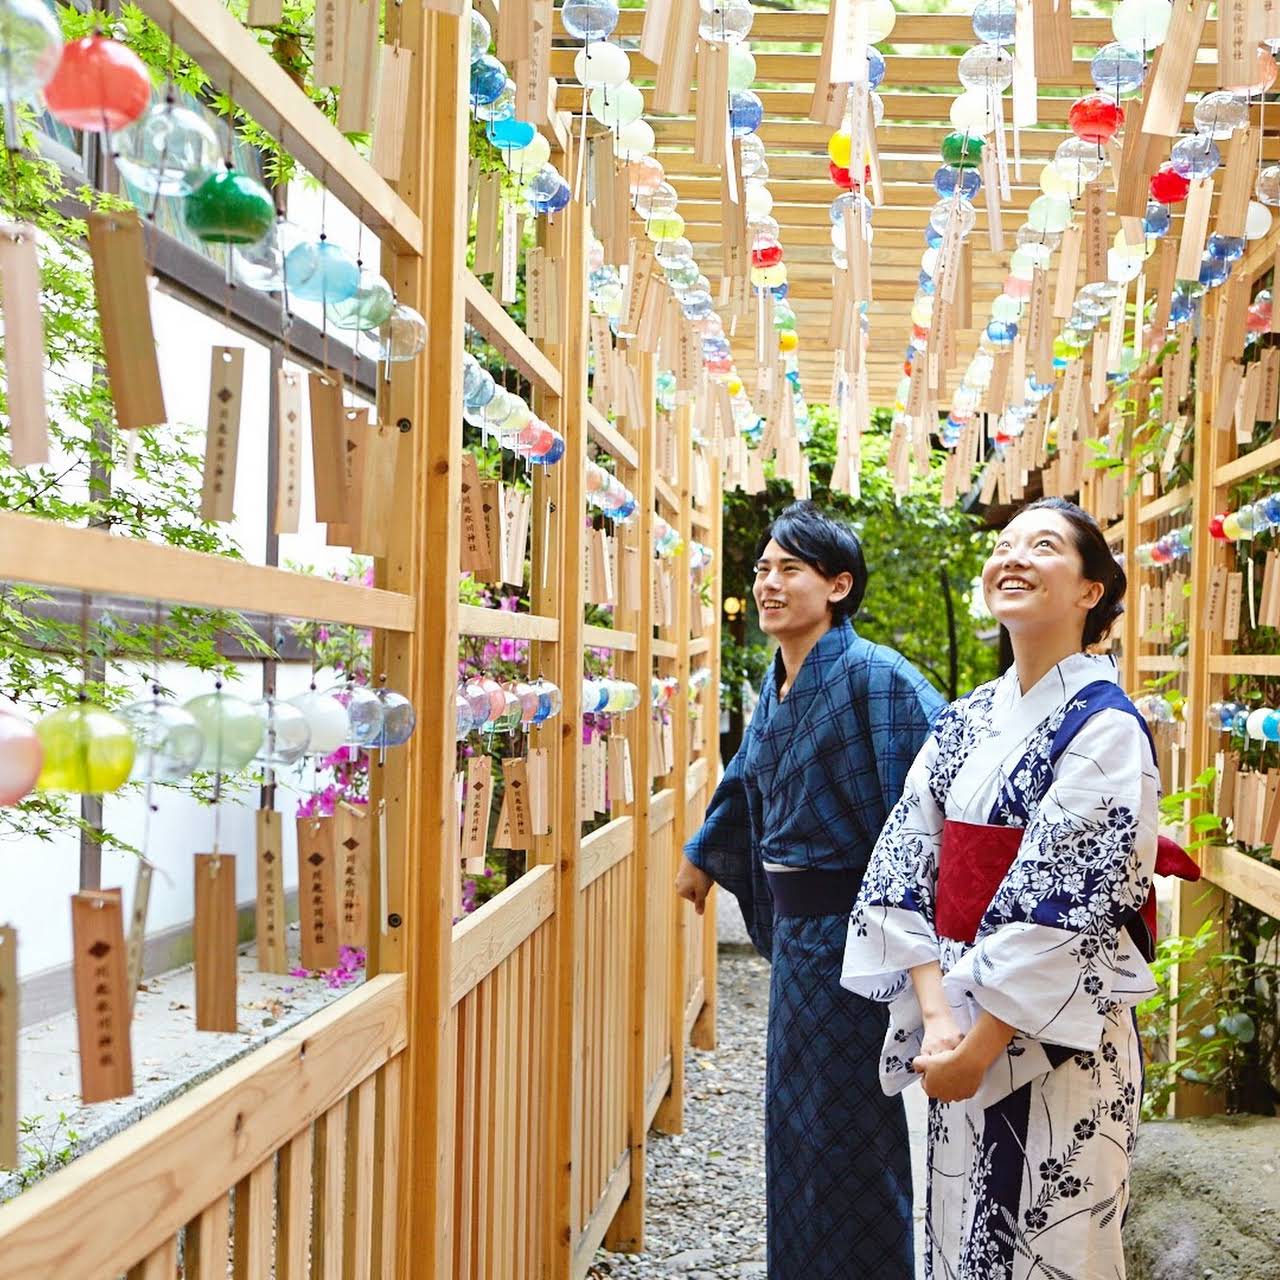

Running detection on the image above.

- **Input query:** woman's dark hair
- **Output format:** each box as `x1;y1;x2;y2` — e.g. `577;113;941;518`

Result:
754;501;868;622
1015;497;1126;647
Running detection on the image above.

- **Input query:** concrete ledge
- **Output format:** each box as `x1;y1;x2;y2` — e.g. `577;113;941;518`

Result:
1126;1116;1280;1280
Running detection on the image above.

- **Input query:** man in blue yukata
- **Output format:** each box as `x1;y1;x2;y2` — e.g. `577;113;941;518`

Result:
676;501;943;1280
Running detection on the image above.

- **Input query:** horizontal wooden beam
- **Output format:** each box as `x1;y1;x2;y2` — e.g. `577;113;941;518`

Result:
655;476;680;513
1136;655;1186;673
0;975;406;1279
1208;654;1280;676
450;865;555;1005
463;271;563;394
1215;438;1280;488
586;405;640;468
133;0;421;254
0;511;416;630
651;638;677;660
1138;485;1194;525
1199;845;1280;917
458;603;560;642
583;624;637;651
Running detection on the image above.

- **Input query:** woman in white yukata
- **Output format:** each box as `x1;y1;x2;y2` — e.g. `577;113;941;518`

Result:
842;497;1193;1280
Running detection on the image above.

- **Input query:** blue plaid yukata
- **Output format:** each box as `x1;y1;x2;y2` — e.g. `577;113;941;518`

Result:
687;620;943;1280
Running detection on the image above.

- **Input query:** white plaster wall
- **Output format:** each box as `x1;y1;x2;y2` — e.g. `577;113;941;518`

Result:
3;277;374;982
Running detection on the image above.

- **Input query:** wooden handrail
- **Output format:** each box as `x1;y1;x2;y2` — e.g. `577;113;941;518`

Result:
458;603;560;642
450;866;555;1006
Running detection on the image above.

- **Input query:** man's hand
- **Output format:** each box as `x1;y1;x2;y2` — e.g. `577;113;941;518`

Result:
674;857;714;915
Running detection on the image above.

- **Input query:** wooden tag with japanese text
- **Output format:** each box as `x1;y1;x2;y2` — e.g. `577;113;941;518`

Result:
87;211;166;431
336;0;380;133
527;747;550;837
194;855;237;1032
274;369;303;535
462;755;492;873
297;819;339;971
335;802;370;950
256;810;287;974
459;451;493;579
200;347;244;523
125;859;152;1012
1224;571;1244;640
71;893;133;1102
494;758;532;850
1203;564;1229;632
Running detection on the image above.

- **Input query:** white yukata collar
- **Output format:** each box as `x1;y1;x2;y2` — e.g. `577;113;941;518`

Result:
992;650;1118;724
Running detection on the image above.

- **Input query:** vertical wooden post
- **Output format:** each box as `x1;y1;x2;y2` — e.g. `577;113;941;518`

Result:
549;136;590;1278
691;451;724;1052
395;6;469;1275
1174;289;1227;1118
604;352;657;1252
654;400;694;1135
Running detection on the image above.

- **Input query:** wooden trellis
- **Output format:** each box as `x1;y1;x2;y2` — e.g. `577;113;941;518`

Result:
0;2;721;1277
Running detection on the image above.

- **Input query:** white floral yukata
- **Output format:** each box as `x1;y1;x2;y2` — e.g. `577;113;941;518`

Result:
841;653;1159;1280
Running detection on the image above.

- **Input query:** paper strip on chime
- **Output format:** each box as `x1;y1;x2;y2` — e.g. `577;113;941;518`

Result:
336;0;381;133
371;44;412;181
71;892;133;1102
0;223;47;467
87;211;166;431
695;41;729;165
256;810;288;974
201;346;245;524
194;855;238;1032
1142;0;1210;137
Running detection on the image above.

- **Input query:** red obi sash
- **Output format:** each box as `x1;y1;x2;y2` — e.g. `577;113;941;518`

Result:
936;820;1202;951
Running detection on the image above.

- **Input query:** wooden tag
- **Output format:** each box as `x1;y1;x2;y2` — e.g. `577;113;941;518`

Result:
193;855;237;1033
494;758;532;850
1142;0;1210;137
499;200;518;304
1084;182;1108;284
1175;179;1215;281
1204;564;1229;632
200;346;245;523
1032;0;1072;77
326;408;368;548
245;0;284;24
71;892;133;1102
0;926;15;1168
335;803;370;950
125;859;152;1012
308;372;348;524
459;451;493;579
254;810;288;974
501;484;531;587
356;421;399;557
527;746;550;837
1216;748;1238;822
1214;362;1244;432
592;737;609;816
313;0;343;84
1224;571;1244;640
87;211;166;431
525;244;546;339
608;735;635;808
336;0;380;132
695;40;730;165
274;369;304;535
371;44;413;181
474;172;501;278
297;818;339;971
620;242;656;339
0;224;47;466
462;755;492;873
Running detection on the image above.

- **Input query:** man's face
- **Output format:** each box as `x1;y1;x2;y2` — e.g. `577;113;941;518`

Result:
752;538;850;638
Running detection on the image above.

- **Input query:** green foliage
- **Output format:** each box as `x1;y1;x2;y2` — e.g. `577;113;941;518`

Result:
720;406;997;701
13;1112;80;1191
0;10;279;851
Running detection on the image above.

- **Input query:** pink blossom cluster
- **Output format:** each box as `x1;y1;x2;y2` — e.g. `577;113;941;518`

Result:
290;945;366;989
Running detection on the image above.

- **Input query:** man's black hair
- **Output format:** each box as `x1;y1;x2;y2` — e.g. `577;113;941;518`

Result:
753;501;868;622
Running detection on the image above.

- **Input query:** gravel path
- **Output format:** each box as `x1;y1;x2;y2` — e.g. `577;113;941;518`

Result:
592;895;927;1279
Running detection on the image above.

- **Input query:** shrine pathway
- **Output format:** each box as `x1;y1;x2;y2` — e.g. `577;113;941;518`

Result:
590;897;927;1280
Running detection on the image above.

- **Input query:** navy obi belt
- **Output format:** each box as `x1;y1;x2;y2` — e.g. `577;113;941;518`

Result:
935;820;1202;962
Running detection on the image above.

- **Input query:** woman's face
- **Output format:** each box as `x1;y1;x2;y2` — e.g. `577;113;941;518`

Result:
982;509;1104;636
752;538;851;639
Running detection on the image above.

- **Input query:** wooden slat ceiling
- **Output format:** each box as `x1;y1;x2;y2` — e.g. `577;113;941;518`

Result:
552;5;1234;405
